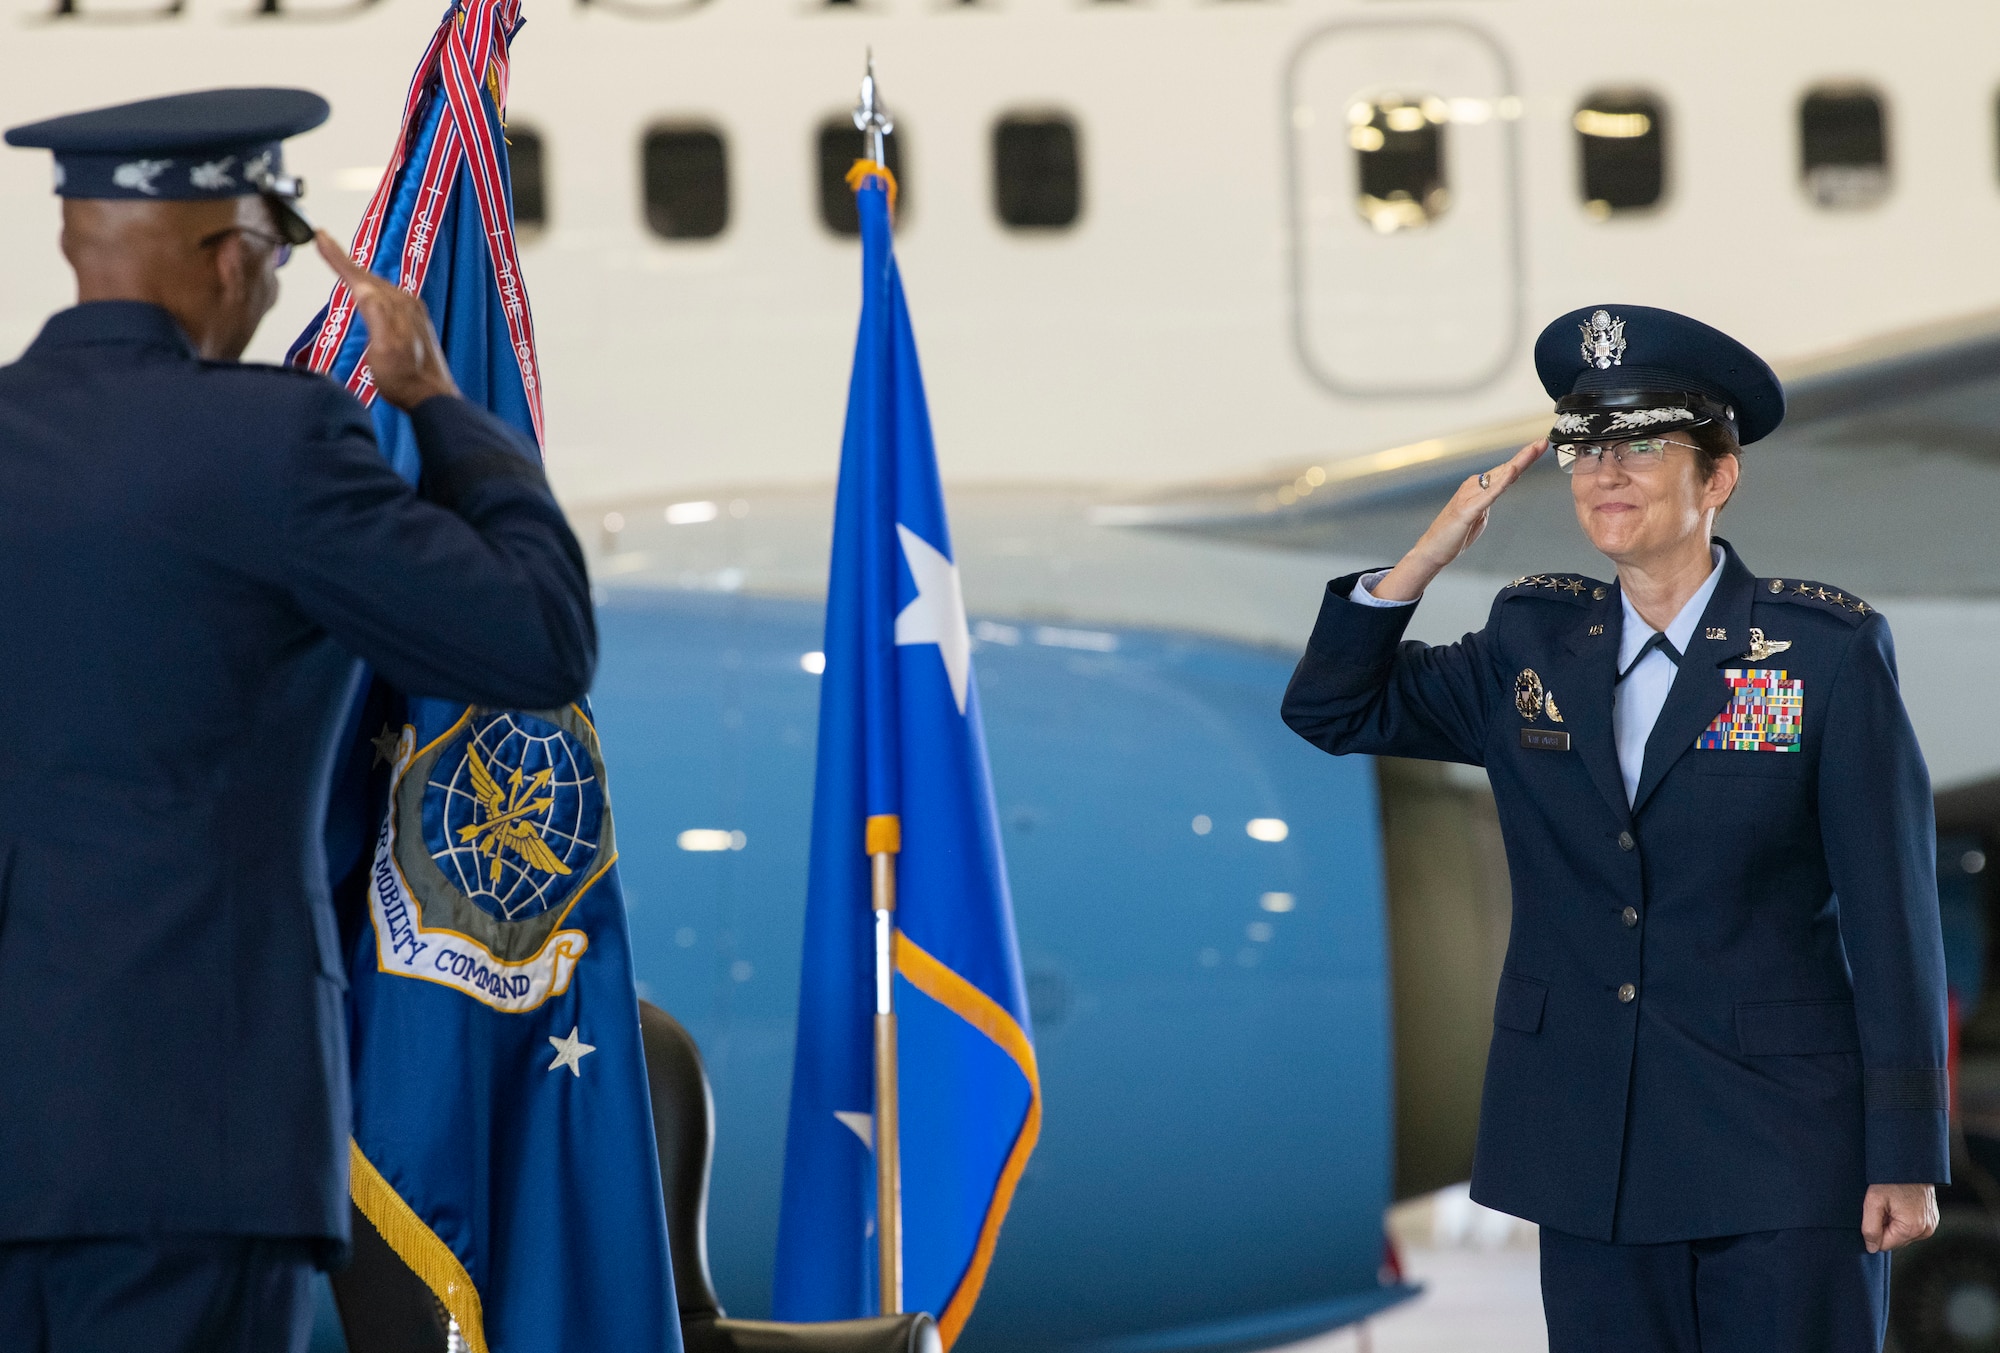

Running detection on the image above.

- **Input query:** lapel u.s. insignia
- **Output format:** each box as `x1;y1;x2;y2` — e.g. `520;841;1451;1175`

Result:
1697;670;1803;752
1745;627;1792;662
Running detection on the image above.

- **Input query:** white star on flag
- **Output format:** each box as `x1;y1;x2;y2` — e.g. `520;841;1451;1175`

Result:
894;522;971;714
547;1026;596;1076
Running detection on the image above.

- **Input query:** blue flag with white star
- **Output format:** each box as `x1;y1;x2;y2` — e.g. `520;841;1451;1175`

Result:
774;162;1041;1348
289;3;677;1350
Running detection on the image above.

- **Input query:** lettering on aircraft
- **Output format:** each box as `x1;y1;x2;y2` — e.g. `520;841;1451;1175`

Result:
573;0;714;17
42;0;183;20
37;0;706;20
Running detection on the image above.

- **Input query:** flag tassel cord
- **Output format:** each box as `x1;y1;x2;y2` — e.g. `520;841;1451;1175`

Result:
867;812;904;1315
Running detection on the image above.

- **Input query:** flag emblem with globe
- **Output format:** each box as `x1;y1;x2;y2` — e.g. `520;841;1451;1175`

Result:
418;708;610;924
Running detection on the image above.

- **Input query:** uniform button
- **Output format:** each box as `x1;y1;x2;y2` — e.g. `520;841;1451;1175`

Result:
1618;983;1637;1003
1622;906;1639;927
1618;831;1636;851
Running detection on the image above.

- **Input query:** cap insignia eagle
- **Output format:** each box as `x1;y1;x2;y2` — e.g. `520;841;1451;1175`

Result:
1580;309;1626;369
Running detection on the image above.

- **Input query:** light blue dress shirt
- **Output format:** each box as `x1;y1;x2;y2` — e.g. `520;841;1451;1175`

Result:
1350;544;1726;805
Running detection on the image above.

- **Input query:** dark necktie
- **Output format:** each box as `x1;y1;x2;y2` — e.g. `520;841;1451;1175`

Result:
1618;631;1682;684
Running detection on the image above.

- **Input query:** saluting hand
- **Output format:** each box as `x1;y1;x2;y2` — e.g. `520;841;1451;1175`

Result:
313;231;462;412
1371;439;1548;602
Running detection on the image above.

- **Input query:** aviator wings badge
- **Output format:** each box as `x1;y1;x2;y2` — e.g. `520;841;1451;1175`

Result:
1745;628;1792;662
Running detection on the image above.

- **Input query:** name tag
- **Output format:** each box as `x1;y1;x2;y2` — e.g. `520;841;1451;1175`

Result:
1521;728;1570;751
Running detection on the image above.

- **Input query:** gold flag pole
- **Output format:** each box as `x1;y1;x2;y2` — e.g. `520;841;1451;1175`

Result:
855;52;903;1320
867;812;903;1315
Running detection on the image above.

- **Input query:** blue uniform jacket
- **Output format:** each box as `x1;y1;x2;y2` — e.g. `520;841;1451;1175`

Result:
0;302;594;1247
1282;541;1949;1242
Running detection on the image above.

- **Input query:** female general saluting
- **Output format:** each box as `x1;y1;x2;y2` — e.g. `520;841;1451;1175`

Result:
1283;306;1947;1353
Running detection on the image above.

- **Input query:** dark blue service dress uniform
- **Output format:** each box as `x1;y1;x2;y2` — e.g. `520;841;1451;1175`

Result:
1283;543;1948;1351
0;302;594;1346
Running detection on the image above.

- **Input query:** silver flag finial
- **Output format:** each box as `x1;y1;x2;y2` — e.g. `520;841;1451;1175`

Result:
853;49;893;165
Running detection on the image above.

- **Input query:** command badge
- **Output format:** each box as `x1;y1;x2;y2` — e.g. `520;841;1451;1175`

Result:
1515;669;1544;721
1697;670;1802;752
366;704;616;1012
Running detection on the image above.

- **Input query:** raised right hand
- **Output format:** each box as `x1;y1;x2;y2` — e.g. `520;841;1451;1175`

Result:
312;230;462;411
1370;439;1547;602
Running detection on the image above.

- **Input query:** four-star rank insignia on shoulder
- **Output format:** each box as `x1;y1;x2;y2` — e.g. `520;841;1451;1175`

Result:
1761;577;1871;626
1501;573;1603;605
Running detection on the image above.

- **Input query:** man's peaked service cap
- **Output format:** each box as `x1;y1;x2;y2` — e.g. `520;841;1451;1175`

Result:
5;88;329;241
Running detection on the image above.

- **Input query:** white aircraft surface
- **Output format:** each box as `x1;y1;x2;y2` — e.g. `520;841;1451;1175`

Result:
3;0;2000;493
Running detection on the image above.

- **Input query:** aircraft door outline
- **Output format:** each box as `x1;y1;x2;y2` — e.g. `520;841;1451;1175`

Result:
1285;19;1524;398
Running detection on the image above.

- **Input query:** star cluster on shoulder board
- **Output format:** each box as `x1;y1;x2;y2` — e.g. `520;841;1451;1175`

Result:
1767;578;1871;616
1506;575;1591;595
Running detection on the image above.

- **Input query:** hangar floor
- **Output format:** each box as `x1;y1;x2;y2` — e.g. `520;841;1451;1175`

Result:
1299;1189;1548;1353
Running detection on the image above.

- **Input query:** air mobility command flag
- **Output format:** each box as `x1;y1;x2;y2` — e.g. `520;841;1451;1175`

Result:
773;147;1042;1346
287;3;678;1350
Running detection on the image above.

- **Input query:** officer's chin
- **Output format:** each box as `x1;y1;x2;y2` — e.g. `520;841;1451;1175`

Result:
1580;504;1651;563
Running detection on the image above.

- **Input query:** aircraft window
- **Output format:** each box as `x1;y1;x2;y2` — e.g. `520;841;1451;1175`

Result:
508;126;547;233
1574;92;1664;217
993;114;1082;229
643;127;729;240
640;127;728;238
1800;86;1888;209
1349;96;1448;233
818;118;906;236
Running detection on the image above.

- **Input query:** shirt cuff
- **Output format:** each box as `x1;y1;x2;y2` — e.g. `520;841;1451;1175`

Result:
1349;569;1418;609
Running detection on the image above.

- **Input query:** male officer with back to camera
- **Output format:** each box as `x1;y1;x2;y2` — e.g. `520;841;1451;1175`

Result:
0;89;595;1351
1282;306;1947;1351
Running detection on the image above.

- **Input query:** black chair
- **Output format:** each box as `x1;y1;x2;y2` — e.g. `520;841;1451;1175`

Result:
330;1002;940;1353
639;1000;940;1353
328;1206;452;1353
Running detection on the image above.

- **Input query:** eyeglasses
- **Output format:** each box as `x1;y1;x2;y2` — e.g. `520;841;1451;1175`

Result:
1554;437;1697;475
197;226;293;269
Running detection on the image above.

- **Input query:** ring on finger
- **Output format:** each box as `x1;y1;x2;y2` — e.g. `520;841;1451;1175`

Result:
1478;472;1491;490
